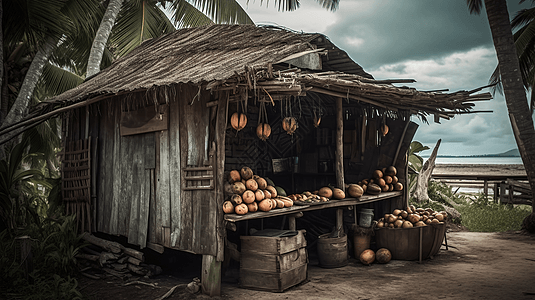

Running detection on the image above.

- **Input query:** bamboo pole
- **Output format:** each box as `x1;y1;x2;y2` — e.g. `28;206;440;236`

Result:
335;97;345;191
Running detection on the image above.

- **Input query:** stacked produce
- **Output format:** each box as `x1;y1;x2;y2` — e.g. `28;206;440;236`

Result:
222;167;294;215
290;186;346;203
376;205;447;228
357;166;403;195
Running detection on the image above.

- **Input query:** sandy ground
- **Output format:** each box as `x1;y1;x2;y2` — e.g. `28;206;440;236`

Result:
79;231;535;300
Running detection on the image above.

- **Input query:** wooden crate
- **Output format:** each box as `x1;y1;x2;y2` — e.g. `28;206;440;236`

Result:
240;230;308;292
240;229;306;255
240;263;307;292
241;247;307;273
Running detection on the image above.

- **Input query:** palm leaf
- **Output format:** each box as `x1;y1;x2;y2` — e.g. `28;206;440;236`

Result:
188;0;254;24
38;63;84;97
169;0;215;27
111;0;176;57
3;0;67;49
466;0;484;15
314;0;339;11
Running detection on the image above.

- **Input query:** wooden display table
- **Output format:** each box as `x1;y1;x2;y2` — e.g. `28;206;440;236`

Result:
224;191;402;230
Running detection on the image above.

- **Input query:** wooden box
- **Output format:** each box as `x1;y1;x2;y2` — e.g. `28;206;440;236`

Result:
240;229;307;255
240;230;308;292
240;263;307;292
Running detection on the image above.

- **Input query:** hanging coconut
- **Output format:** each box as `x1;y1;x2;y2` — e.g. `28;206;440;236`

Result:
256;123;271;141
313;109;321;128
231;112;247;131
282;117;298;135
381;124;389;136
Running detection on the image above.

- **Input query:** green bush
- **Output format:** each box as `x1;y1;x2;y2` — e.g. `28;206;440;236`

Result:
456;193;531;232
0;216;85;299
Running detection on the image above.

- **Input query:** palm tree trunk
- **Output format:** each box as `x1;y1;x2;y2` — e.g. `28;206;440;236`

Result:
0;37;55;145
86;0;124;78
484;0;535;211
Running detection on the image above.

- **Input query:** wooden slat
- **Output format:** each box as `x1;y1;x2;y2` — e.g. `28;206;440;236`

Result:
98;103;112;232
214;92;228;262
118;133;134;236
109;104;122;235
157;130;171;242
169;96;183;248
128;134;144;245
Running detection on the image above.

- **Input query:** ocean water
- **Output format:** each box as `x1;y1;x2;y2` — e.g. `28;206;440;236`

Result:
421;156;523;165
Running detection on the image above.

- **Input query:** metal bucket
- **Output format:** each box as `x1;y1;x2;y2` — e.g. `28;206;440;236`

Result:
317;233;348;268
358;208;374;228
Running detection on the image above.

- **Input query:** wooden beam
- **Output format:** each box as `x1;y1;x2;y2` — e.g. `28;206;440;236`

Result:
202;255;221;297
335;97;345;191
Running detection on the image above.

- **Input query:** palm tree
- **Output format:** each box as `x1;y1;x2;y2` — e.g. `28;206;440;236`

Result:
0;0;102;147
489;4;535;113
467;0;535;225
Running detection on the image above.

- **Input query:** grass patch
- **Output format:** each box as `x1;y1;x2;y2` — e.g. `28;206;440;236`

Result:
413;181;532;232
456;193;531;232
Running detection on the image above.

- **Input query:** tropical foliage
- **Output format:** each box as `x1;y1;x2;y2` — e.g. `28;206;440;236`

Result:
407;140;430;191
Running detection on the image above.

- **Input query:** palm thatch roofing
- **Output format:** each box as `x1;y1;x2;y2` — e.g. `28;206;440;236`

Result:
1;24;492;138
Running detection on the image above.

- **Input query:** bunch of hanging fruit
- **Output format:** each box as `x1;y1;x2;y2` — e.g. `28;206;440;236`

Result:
222;167;293;215
357;166;403;195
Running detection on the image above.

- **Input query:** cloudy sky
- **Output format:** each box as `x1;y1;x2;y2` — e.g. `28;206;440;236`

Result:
236;0;530;156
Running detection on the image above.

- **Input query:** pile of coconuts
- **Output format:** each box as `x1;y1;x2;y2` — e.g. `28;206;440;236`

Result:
223;166;293;215
357;166;403;195
377;204;447;229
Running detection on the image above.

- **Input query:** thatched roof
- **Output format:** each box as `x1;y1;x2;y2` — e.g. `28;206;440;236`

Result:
50;24;372;106
1;24;492;140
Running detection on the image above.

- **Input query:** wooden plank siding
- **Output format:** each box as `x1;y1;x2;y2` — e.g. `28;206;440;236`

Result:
66;85;224;257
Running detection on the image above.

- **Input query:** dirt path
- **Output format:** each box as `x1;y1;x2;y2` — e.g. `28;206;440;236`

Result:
79;231;535;300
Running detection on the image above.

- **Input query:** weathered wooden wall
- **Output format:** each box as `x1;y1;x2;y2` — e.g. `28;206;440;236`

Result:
65;85;224;257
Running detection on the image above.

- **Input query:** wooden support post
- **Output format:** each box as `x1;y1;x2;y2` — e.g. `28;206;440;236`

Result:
483;180;489;199
335;97;345;191
418;227;423;264
336;208;343;234
500;183;506;204
288;212;303;231
493;183;499;203
201;255;221;297
289;216;296;231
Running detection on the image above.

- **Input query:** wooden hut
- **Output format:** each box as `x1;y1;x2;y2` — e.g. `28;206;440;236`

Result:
5;24;491;295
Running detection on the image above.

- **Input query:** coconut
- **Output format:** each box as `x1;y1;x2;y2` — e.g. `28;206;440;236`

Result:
242;190;255;204
266;186;277;198
240;167;254;180
234;203;248;215
232;182;246;194
332;188;345;200
359;249;375;265
230;112;247;131
256;177;268;190
318;187;333;198
247;202;258;213
222;201;234;214
375;248;392;264
282;117;298;135
385;166;397;176
347;184;364;198
228;170;241;183
256;123;271;141
245;179;258;191
258;199;272;212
